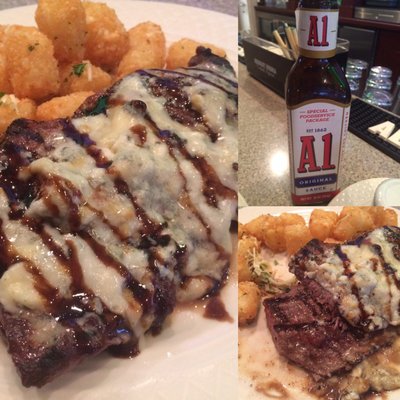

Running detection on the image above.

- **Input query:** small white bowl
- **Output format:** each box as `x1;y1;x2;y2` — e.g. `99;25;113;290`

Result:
374;178;400;206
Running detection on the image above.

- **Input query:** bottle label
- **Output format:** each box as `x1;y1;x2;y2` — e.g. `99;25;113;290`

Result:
295;8;339;58
288;100;350;204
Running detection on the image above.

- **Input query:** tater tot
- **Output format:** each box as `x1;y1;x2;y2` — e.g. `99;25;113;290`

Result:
309;209;338;241
0;95;36;135
242;214;276;244
35;0;86;64
4;26;60;101
59;61;112;95
83;2;129;71
238;281;261;326
333;208;375;241
166;38;226;70
36;91;94;120
117;22;166;78
238;236;260;282
284;224;312;255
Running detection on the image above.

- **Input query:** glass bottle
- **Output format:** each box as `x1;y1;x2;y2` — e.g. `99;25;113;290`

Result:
286;0;351;205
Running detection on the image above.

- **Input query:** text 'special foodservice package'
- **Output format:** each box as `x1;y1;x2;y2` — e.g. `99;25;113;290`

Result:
286;0;351;205
288;100;350;205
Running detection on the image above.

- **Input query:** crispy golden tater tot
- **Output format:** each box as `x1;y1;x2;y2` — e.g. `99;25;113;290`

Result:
284;224;312;255
242;214;276;244
117;22;166;78
36;91;94;120
83;2;129;71
278;212;306;227
238;281;261;326
4;26;60;101
263;213;305;253
166;38;226;70
309;209;338;241
35;0;86;64
363;206;385;228
333;208;375;241
238;236;260;282
0;95;36;135
59;61;112;95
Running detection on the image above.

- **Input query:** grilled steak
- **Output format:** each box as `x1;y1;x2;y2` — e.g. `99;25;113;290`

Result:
290;226;400;331
264;279;397;379
264;226;400;379
0;48;237;387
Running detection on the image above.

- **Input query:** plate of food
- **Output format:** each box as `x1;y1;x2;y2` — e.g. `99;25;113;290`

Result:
239;206;400;400
0;1;237;399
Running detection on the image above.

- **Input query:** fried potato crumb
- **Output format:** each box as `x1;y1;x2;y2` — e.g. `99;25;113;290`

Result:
36;91;94;120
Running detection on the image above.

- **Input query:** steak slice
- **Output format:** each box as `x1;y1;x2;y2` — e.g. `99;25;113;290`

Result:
0;48;237;387
264;278;397;379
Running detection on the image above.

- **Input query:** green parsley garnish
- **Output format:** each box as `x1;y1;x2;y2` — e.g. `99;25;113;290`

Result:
72;63;87;77
0;92;5;99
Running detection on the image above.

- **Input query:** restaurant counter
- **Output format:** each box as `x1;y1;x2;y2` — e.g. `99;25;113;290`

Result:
238;63;400;206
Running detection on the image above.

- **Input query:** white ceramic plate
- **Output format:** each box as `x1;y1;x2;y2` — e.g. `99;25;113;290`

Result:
375;179;400;206
329;178;389;206
238;206;400;400
0;2;237;399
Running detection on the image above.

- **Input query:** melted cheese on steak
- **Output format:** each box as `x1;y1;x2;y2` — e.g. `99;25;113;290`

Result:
0;60;237;348
294;227;400;331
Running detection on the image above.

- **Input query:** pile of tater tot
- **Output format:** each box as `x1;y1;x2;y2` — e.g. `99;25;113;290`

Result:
0;0;226;135
238;207;398;326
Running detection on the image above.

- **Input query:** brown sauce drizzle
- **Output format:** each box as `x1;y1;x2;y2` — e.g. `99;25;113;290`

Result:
62;120;112;169
78;230;152;313
335;247;370;326
124;106;232;265
85;203;127;241
50;175;82;231
203;295;233;322
130;124;147;146
0;220;21;276
144;71;222;142
113;176;163;239
140;111;236;208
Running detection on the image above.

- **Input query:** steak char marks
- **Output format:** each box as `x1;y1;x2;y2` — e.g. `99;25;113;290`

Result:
264;227;400;379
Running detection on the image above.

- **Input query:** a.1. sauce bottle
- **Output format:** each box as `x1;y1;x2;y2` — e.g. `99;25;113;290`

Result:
286;0;351;205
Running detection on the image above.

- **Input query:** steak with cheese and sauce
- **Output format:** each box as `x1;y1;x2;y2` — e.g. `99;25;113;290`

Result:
0;48;237;387
264;226;400;379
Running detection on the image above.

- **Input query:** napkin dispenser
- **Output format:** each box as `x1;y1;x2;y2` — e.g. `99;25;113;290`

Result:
243;36;294;98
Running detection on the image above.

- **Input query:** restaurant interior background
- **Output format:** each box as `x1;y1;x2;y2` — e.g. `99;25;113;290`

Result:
238;0;400;207
240;0;400;112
